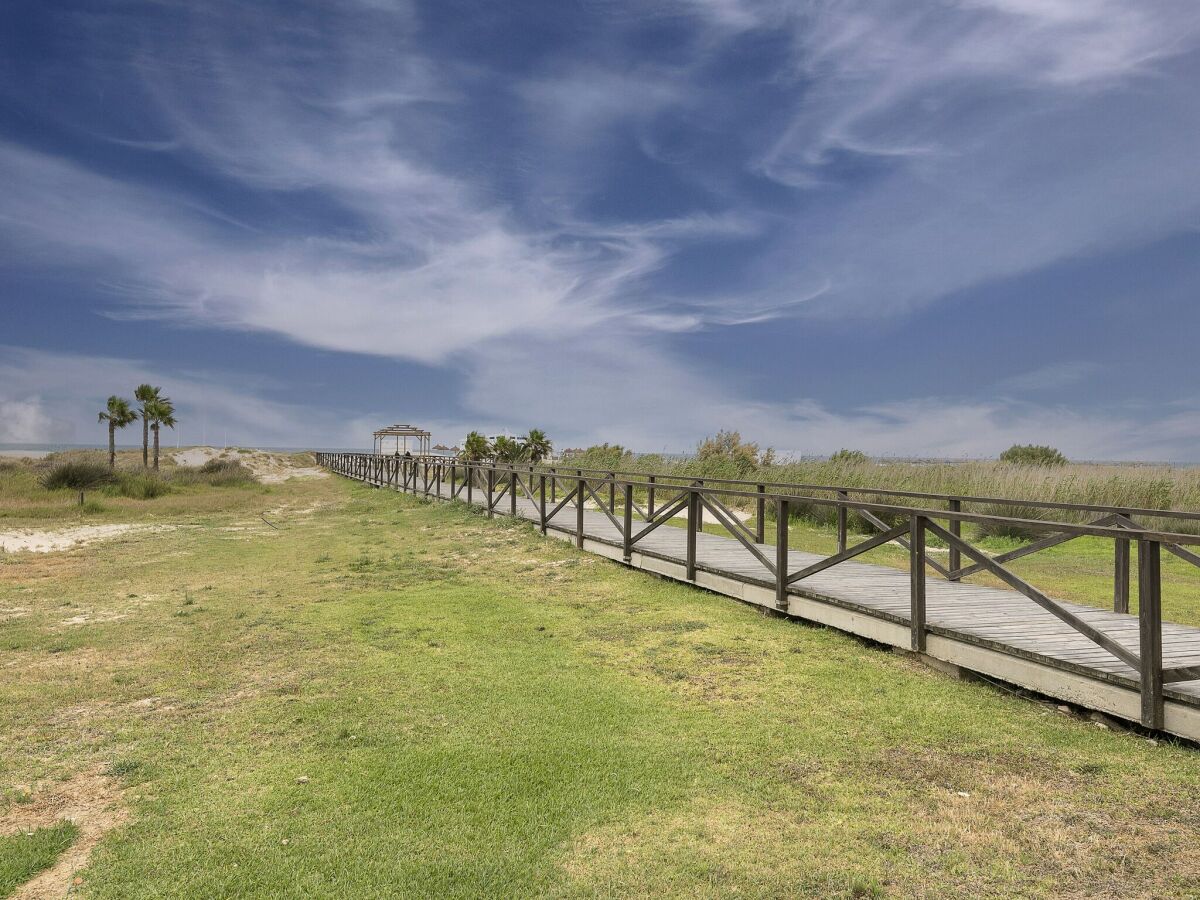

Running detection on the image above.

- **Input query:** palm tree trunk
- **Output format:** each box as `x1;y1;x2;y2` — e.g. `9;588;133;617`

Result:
142;415;149;467
109;422;116;468
153;426;160;470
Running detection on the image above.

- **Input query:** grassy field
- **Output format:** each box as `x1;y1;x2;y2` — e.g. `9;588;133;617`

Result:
4;466;1200;896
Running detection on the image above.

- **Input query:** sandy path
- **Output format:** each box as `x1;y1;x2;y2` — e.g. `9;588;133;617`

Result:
172;447;327;484
0;524;165;554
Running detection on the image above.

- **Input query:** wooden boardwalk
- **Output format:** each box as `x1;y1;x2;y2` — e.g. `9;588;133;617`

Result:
320;454;1200;741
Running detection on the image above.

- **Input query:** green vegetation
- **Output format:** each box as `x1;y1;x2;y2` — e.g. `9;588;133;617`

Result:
3;474;1200;896
561;442;630;470
523;428;553;464
133;384;162;469
828;448;869;465
459;430;491;462
39;460;113;491
143;397;177;470
0;450;269;523
557;433;1200;534
0;822;79;895
696;429;771;476
1000;444;1069;466
96;396;138;469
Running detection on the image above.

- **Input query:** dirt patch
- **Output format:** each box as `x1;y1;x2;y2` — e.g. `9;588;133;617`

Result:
2;769;128;898
0;524;167;554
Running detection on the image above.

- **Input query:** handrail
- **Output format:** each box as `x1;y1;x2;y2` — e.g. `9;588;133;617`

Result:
353;452;1200;524
382;458;1200;546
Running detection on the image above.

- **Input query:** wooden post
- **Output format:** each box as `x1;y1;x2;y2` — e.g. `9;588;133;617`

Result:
539;474;547;535
622;482;634;562
435;462;441;498
686;489;698;580
467;464;473;505
450;464;456;498
776;498;789;611
837;490;848;554
551;468;557;503
695;480;704;531
486;468;494;518
1139;539;1163;729
910;515;927;652
948;499;962;581
510;467;518;517
756;484;766;544
647;475;656;518
608;474;616;515
1115;512;1131;614
576;475;585;549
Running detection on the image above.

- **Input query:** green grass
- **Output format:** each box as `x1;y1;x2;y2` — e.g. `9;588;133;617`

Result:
0;821;79;895
3;477;1200;896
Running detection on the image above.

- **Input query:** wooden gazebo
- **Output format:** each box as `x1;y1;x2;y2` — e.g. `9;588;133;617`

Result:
373;424;430;456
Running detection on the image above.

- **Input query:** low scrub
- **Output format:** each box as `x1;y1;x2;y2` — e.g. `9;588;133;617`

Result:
173;459;256;487
1000;444;1068;466
108;472;172;499
39;460;113;490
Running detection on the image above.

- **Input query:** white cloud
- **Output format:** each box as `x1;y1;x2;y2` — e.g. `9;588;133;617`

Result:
0;346;357;448
457;332;1200;460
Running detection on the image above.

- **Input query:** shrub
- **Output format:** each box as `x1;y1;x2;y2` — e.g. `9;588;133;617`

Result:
174;459;255;487
39;461;113;490
999;444;1067;466
109;472;172;499
561;444;631;471
696;430;766;478
828;449;869;465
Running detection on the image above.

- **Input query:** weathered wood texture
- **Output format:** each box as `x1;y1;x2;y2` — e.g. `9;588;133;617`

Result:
317;453;1200;740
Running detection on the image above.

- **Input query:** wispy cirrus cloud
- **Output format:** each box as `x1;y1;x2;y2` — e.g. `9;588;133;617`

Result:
3;0;1200;456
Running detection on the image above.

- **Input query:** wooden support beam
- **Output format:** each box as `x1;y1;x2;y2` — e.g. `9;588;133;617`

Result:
776;499;789;612
686;489;698;580
623;482;633;562
1139;539;1163;729
911;516;927;652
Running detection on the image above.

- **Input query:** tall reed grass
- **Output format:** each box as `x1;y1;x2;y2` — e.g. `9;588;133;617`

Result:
555;449;1200;536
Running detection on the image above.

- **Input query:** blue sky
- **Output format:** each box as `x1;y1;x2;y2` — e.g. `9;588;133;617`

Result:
2;0;1200;458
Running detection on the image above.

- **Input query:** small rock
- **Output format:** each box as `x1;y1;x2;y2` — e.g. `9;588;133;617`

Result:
955;791;970;798
281;838;290;845
1057;705;1070;713
1147;739;1158;746
296;776;309;784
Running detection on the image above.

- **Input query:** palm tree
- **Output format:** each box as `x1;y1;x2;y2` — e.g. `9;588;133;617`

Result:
460;431;492;489
144;398;177;470
98;396;138;469
134;384;163;467
522;428;552;464
460;431;492;462
492;435;527;464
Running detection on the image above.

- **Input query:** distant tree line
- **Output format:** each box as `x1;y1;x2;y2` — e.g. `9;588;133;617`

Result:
98;384;178;470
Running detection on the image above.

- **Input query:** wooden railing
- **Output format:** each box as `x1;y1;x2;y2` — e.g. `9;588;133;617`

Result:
316;452;1200;730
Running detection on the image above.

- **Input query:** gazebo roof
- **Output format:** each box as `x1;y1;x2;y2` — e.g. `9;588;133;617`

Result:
373;424;431;438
